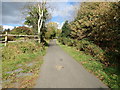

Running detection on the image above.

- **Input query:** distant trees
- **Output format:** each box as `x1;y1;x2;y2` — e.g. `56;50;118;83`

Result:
61;21;71;37
45;22;58;39
10;26;33;35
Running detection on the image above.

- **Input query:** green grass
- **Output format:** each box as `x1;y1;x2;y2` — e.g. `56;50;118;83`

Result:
0;43;4;47
2;51;45;88
58;42;120;88
2;41;47;88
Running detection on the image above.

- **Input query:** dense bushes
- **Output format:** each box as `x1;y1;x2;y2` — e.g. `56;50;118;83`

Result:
58;37;106;63
58;37;74;46
58;2;120;88
2;41;44;61
59;2;120;66
69;2;120;65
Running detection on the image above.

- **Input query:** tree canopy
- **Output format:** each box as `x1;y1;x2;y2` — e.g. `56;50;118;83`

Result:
61;21;71;37
10;26;33;35
45;22;58;39
59;2;120;65
24;2;51;42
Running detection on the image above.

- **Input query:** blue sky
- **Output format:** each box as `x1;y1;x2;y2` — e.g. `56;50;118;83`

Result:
2;2;80;30
48;2;80;29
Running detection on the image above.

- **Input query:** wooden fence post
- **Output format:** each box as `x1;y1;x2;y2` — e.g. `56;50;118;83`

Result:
38;34;41;43
5;31;8;46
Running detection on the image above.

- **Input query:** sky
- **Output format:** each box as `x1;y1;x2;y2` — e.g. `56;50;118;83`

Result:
1;1;80;30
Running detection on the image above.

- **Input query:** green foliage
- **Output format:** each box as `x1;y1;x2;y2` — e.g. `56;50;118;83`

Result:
65;2;120;65
60;21;71;37
76;39;105;62
58;37;74;46
10;26;33;35
7;36;15;41
58;37;105;63
59;43;120;88
57;2;120;88
45;22;58;39
24;3;50;35
2;41;43;61
2;41;46;88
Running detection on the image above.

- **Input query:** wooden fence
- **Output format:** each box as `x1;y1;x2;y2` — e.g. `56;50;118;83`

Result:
0;32;39;46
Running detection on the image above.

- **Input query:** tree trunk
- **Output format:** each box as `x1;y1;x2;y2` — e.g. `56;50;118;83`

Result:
38;3;44;43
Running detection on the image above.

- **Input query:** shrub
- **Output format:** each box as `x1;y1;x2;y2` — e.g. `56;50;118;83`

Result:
2;41;43;61
58;37;75;46
76;39;106;62
7;36;15;41
59;37;106;62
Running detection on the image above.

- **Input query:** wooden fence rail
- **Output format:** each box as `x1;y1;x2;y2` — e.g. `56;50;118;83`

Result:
0;32;39;46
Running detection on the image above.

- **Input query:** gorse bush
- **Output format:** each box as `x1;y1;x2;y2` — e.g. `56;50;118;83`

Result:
2;41;43;61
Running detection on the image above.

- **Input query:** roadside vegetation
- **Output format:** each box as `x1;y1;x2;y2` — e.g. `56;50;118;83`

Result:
1;1;120;88
58;2;120;88
1;2;52;88
2;41;46;88
58;39;119;88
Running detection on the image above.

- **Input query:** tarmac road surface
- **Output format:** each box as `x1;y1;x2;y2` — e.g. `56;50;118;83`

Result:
35;39;108;88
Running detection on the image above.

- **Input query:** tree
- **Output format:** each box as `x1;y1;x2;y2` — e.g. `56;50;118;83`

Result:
61;21;71;37
24;2;50;43
10;26;33;35
56;29;62;38
45;22;58;39
69;2;120;64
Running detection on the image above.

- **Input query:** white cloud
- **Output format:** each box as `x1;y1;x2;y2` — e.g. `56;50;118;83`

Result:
3;25;14;30
48;2;80;20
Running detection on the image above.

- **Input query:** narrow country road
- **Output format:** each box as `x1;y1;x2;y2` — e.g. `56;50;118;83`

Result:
35;39;108;88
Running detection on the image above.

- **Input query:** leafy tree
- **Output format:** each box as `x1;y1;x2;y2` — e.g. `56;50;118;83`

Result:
56;29;62;38
24;2;50;43
10;26;33;35
69;2;120;64
45;22;58;39
61;21;71;37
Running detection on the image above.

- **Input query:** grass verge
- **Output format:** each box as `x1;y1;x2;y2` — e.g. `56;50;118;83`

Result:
2;41;47;88
0;43;4;47
58;42;119;88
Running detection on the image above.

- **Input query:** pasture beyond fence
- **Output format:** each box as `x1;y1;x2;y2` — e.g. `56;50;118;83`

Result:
0;31;39;46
